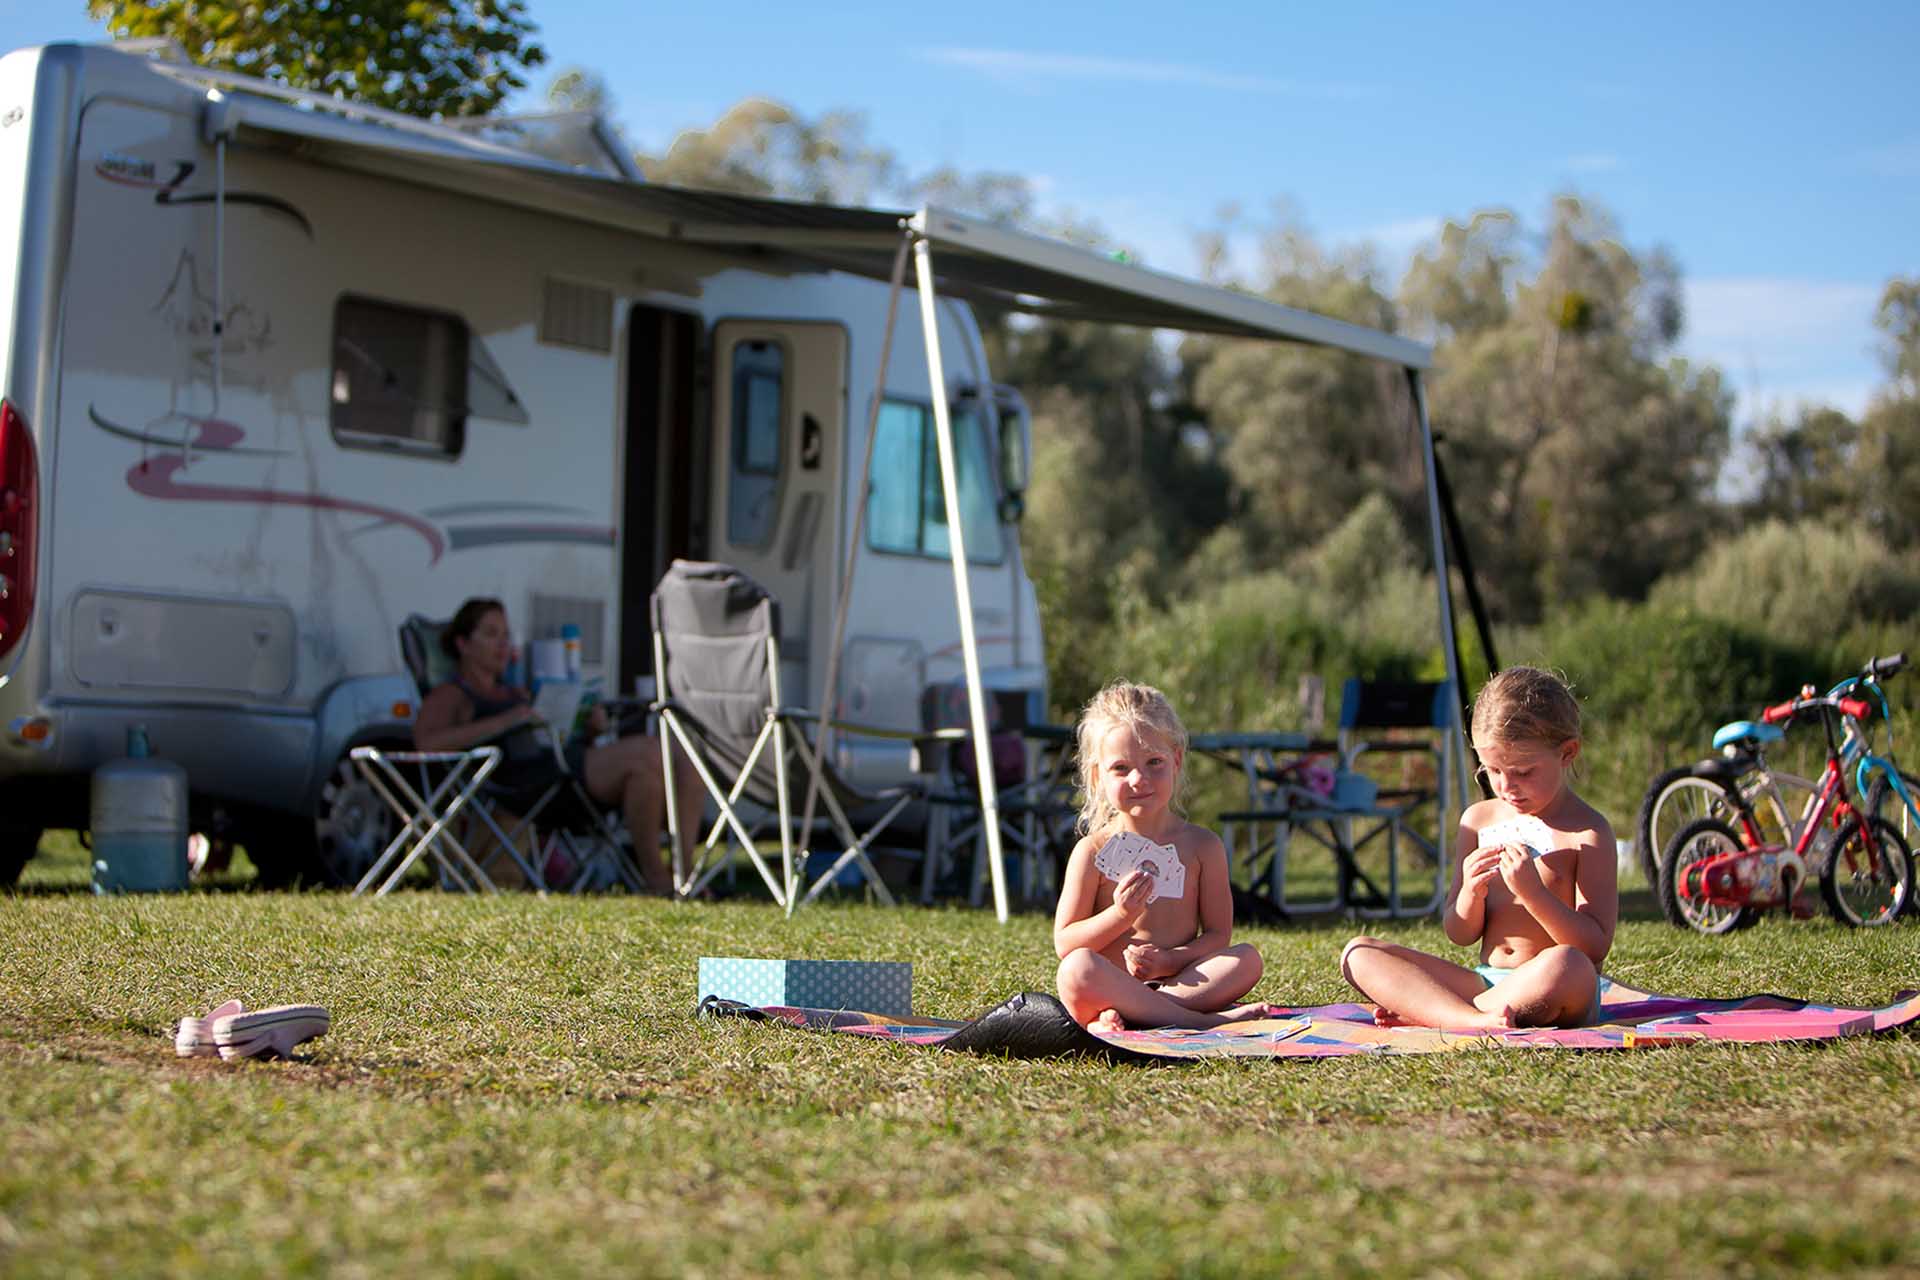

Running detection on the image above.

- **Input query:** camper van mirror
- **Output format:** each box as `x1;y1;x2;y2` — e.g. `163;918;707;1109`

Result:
994;391;1031;522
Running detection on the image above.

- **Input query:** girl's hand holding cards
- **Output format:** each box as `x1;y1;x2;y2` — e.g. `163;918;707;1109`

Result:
1093;831;1186;902
1112;868;1155;920
1461;845;1504;899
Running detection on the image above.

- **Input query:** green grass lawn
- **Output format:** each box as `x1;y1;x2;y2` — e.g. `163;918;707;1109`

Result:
4;838;1920;1278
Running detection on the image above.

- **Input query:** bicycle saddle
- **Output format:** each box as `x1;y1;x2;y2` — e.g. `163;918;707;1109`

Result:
1712;719;1785;751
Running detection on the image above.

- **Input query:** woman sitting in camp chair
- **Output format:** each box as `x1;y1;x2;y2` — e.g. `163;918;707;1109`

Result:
413;597;704;895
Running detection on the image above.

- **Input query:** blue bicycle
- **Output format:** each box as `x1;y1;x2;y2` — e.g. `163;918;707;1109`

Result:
1837;653;1919;860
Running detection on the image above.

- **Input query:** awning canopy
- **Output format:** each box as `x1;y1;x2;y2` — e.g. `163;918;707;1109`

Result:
186;71;1458;924
204;86;1432;370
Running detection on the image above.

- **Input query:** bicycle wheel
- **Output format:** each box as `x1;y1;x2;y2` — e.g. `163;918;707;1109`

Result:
1820;814;1914;927
1636;769;1740;888
1657;816;1749;934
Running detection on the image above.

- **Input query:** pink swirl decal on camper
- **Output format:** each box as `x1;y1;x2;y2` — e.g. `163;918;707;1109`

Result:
114;410;447;563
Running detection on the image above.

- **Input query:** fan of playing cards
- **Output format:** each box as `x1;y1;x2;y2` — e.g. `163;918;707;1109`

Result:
1093;831;1186;902
1477;814;1556;859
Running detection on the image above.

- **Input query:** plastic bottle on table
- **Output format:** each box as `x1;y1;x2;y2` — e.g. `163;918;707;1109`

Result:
561;623;583;681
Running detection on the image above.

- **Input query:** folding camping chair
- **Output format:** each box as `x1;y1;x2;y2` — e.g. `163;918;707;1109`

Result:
918;682;1076;907
650;560;932;911
1230;679;1457;918
349;614;644;896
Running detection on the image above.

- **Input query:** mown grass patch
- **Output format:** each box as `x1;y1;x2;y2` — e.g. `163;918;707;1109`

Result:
4;839;1919;1277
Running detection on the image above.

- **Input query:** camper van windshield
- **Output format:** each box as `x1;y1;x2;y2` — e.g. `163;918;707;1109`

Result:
866;398;1004;564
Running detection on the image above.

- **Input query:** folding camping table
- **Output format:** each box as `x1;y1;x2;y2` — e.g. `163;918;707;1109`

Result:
1192;727;1448;919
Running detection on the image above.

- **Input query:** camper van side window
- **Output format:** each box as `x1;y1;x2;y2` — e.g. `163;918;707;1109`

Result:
727;342;784;547
865;398;1005;565
330;297;468;457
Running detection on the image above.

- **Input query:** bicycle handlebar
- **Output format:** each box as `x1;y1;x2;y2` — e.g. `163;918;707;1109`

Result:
1762;694;1873;725
1862;652;1908;680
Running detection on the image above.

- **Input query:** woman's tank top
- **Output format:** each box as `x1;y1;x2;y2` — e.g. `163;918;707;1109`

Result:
452;676;525;720
445;677;559;792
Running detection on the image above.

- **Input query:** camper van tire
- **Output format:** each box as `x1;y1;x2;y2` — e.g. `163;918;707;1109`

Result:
306;750;401;887
0;824;42;886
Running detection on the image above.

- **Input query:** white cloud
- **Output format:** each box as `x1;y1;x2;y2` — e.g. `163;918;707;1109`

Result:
1683;277;1879;358
1339;215;1443;259
1562;152;1621;174
1681;277;1885;422
915;47;1378;100
1741;380;1879;421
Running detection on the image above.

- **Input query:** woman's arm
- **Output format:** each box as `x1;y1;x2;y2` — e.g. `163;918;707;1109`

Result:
1053;837;1146;958
412;684;533;752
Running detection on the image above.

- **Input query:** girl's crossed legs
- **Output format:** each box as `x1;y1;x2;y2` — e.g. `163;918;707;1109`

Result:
1340;936;1597;1030
1057;943;1279;1031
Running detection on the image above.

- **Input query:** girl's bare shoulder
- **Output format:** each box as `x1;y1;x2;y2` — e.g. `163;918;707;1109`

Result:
1065;829;1107;863
1459;798;1507;833
1547;792;1614;847
1170;820;1225;860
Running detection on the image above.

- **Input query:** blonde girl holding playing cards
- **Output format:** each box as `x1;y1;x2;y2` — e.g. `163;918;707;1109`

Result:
1054;680;1282;1032
1340;666;1617;1030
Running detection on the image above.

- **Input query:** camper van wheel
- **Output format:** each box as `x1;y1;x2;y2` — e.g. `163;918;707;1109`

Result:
0;823;42;886
311;750;399;887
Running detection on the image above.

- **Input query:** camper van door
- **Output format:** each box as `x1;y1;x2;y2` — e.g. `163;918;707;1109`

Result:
709;320;846;707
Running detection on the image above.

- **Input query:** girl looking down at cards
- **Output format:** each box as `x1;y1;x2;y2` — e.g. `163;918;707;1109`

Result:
1340;666;1617;1030
1054;681;1283;1032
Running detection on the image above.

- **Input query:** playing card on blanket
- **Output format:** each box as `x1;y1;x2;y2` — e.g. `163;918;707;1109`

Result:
1477;815;1557;858
1092;831;1187;901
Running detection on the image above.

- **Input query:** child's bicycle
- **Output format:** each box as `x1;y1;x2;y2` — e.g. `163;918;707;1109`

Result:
1657;677;1915;932
1633;714;1818;891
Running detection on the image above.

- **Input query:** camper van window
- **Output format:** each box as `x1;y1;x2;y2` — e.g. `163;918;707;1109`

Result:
330;296;468;457
865;398;1005;564
727;341;784;547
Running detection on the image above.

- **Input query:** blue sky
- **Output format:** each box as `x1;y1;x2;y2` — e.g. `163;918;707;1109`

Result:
12;2;1918;428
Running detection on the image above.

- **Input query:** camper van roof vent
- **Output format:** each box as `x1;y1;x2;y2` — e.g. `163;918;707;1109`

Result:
540;278;614;354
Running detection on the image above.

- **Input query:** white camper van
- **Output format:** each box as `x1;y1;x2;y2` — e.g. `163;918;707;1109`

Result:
0;42;1045;885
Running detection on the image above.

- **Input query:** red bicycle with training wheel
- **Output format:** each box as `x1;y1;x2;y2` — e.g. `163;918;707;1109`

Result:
1657;684;1915;932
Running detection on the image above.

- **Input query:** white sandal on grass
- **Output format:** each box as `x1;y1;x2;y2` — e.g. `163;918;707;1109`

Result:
174;999;244;1058
211;1005;330;1061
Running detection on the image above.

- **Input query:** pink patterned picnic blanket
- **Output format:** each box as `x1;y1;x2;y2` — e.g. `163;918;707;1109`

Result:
699;980;1920;1063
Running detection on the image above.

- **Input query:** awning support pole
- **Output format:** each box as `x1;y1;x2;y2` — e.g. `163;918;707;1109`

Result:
211;124;227;416
1409;368;1472;822
914;235;1010;922
799;226;913;849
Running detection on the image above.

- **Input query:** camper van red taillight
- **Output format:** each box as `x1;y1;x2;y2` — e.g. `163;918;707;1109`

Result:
0;399;36;660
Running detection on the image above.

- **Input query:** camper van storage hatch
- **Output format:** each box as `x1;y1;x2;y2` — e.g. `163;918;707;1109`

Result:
71;591;295;696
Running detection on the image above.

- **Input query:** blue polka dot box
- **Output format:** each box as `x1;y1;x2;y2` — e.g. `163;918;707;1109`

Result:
699;957;913;1017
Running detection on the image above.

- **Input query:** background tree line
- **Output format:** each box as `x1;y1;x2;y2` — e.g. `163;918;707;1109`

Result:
91;3;1920;828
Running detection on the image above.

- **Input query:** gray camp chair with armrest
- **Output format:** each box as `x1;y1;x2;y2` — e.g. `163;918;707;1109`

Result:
650;560;934;911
